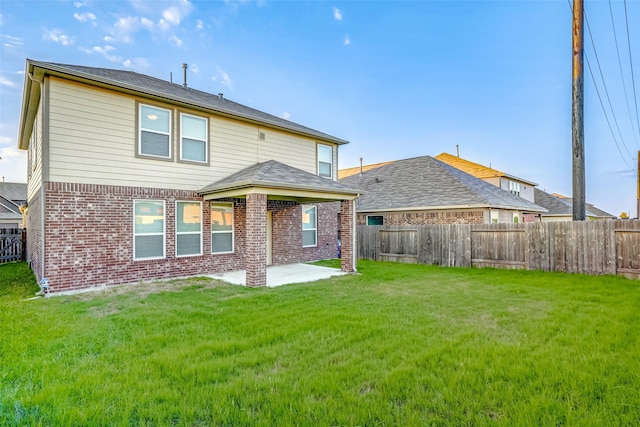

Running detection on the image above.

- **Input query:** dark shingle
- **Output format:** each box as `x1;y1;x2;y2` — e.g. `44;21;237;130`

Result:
199;160;360;196
30;60;348;145
340;156;546;212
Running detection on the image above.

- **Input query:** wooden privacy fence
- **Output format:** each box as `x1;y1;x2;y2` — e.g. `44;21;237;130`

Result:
0;228;27;263
357;220;640;278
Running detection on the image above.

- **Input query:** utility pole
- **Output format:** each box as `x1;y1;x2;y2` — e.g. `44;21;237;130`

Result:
572;0;586;220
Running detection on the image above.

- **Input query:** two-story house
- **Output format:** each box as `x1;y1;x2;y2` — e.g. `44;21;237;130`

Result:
18;59;359;294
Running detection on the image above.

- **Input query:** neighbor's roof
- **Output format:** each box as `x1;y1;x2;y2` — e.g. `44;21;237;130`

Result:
534;188;615;218
199;160;360;198
19;59;348;149
0;182;27;203
435;152;538;186
339;155;547;213
338;160;395;179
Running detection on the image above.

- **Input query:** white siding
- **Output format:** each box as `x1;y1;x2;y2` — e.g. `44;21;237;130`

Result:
47;78;324;189
27;103;43;200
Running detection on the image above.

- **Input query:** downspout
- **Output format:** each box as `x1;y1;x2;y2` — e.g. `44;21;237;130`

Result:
28;71;48;292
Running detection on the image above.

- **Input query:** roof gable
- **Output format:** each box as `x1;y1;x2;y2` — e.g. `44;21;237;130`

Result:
435;152;538;186
21;60;348;149
199;160;360;197
340;156;546;212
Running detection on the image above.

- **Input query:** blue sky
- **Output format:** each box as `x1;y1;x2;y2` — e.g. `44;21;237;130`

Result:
1;0;639;217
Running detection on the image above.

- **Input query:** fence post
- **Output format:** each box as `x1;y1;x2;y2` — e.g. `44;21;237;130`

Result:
21;228;27;261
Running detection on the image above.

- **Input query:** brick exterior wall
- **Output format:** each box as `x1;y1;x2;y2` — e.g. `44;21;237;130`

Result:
340;199;355;272
245;193;267;287
36;182;341;293
26;188;43;284
358;210;485;226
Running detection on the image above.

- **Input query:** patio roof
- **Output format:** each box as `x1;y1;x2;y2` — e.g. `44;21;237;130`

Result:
198;160;361;202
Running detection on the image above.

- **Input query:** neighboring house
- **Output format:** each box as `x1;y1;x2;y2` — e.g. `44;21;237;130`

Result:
339;155;547;225
435;152;538;203
0;182;27;228
534;189;616;221
18;59;359;294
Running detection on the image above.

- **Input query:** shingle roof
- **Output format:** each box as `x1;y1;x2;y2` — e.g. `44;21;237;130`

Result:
339;155;547;212
435;152;538;186
28;60;348;145
0;182;27;204
534;188;615;218
199;160;360;196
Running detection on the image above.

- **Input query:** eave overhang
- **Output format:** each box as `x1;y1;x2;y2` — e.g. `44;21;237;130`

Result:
22;59;348;147
200;180;360;203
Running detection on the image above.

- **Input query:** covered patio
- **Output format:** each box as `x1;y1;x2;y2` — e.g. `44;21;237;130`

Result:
198;160;360;287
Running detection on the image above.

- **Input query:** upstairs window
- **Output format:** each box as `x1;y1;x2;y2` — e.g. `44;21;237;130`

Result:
317;144;333;178
211;203;234;254
302;205;317;247
139;104;172;159
180;113;208;163
509;181;521;197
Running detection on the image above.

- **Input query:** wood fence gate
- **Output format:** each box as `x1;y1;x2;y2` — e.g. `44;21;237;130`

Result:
0;228;27;263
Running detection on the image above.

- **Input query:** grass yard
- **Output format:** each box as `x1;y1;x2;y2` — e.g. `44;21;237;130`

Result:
1;260;639;426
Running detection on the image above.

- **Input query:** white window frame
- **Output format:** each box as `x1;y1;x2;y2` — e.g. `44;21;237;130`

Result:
509;181;521;197
317;144;333;179
138;103;172;159
175;201;202;257
133;200;166;261
490;209;499;224
302;205;318;247
179;112;208;164
211;202;234;254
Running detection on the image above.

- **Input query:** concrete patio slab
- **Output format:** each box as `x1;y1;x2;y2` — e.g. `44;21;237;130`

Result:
208;263;348;287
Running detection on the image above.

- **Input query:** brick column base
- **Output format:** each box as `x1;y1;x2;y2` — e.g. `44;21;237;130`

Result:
340;199;356;273
246;193;267;287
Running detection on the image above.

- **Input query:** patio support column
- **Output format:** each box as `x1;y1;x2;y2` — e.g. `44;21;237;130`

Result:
246;193;267;287
340;199;356;273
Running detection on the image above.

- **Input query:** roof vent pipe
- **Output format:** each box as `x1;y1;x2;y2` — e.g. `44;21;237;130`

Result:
218;93;224;100
182;63;188;88
359;157;363;175
170;72;173;84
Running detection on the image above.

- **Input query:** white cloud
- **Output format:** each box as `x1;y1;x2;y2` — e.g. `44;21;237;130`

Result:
43;29;75;46
196;19;203;30
81;45;122;62
211;67;233;90
0;76;16;88
191;64;200;74
141;17;154;29
157;18;170;32
74;12;96;25
73;1;84;7
280;112;291;120
123;57;150;70
1;34;23;48
171;35;183;47
343;35;351;45
110;16;139;43
332;7;342;21
162;1;193;26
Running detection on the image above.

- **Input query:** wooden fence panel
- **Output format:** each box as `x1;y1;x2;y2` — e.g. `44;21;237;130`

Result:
614;220;640;279
0;228;26;263
356;221;639;278
418;224;471;267
470;223;526;269
379;229;418;263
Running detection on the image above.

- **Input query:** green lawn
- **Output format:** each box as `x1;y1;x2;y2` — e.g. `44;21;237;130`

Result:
1;260;639;426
